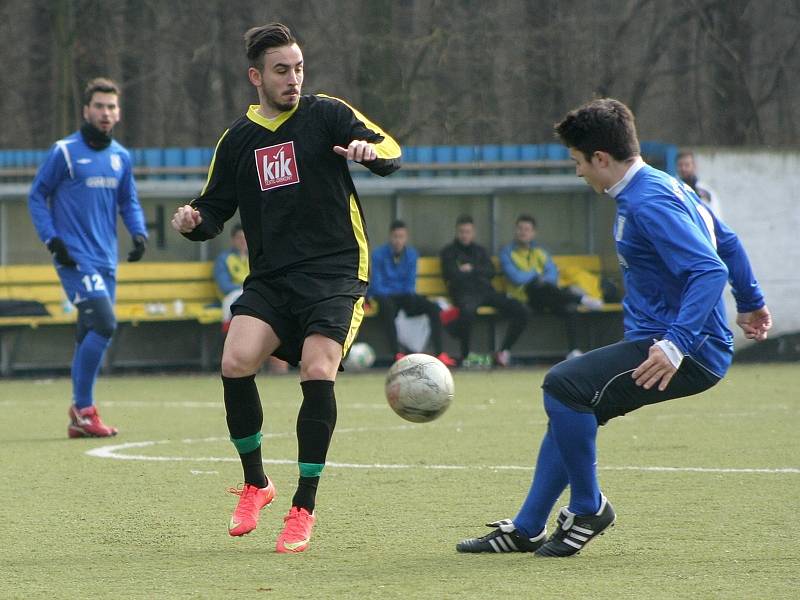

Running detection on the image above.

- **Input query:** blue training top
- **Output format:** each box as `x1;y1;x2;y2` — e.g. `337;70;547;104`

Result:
368;243;419;297
28;131;147;270
611;161;764;378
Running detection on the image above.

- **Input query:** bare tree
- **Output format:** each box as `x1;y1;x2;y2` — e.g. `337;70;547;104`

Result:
1;0;798;149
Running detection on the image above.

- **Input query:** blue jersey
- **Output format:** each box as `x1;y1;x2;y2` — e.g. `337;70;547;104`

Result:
612;161;764;377
368;243;418;297
28;131;147;269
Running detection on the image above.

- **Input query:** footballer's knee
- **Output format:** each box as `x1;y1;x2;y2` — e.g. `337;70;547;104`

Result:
221;348;261;378
300;360;338;381
542;366;564;390
542;363;572;401
77;298;117;341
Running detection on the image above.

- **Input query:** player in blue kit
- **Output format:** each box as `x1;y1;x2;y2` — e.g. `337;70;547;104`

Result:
29;78;147;438
457;98;772;556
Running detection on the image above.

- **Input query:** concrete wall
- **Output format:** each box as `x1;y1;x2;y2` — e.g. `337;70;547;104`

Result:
693;149;800;345
0;197;236;264
4;187;609;266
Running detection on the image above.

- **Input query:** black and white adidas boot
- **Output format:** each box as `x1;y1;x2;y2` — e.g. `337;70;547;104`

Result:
535;495;616;557
456;519;546;553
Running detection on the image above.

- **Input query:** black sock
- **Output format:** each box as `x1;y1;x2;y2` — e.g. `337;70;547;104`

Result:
292;380;337;512
239;447;267;488
222;374;267;488
294;476;319;512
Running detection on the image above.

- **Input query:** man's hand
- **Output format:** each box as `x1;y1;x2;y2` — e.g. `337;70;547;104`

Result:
736;306;772;341
458;263;474;273
171;205;202;233
46;237;76;267
632;343;678;391
127;235;147;262
333;140;377;163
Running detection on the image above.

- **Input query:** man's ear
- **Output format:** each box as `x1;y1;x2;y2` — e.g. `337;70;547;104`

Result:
248;67;263;88
592;151;611;168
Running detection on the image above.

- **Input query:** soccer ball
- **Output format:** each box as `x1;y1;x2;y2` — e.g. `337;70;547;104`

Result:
385;353;454;423
344;342;376;370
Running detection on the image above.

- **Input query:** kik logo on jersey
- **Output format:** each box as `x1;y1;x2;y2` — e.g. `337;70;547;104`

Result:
255;141;300;191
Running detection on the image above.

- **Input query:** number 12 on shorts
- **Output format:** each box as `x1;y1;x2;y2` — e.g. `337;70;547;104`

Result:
81;274;107;292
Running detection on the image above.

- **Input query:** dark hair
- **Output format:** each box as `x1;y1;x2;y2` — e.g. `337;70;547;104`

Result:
244;23;297;70
676;151;695;161
231;223;244;236
554;98;640;162
83;77;119;106
456;214;473;226
389;219;406;231
516;214;537;228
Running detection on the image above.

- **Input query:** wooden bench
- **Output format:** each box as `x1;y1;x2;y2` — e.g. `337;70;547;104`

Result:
369;255;622;315
0;262;223;374
0;262;223;326
0;255;622;372
361;254;622;360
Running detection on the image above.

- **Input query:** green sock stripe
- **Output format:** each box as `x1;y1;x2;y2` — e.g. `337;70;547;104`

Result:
299;462;325;478
230;432;262;454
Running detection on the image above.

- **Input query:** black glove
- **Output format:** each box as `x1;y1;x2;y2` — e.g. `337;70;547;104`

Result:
46;237;76;267
127;235;147;262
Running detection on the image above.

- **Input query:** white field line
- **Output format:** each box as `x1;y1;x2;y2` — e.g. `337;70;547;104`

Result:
100;400;499;411
86;436;800;475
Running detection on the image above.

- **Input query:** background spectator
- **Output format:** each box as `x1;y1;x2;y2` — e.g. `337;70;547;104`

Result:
369;220;456;366
677;151;722;217
214;223;249;325
440;214;527;367
500;214;602;358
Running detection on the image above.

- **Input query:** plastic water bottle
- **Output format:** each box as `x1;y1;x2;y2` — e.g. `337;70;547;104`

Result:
62;296;74;314
173;299;185;316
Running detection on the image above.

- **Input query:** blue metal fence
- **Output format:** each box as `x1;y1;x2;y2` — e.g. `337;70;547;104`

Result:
0;142;677;178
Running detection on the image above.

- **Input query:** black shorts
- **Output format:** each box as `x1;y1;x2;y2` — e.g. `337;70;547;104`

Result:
231;272;367;366
542;338;722;425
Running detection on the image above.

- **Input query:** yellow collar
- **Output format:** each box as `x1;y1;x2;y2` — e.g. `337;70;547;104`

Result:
246;103;299;132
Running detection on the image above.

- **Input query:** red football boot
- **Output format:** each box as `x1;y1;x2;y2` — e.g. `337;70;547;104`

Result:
228;481;277;537
68;405;118;438
275;506;316;553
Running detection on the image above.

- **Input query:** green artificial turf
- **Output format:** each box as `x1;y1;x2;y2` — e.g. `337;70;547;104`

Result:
1;364;798;599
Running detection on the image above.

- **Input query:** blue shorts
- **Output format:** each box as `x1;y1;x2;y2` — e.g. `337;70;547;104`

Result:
57;264;117;306
542;338;721;425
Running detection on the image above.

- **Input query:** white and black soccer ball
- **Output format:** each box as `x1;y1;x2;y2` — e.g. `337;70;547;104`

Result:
385;353;454;423
344;342;376;371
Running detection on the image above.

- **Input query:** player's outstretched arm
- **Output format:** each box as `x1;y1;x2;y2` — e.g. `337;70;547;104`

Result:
736;305;772;341
323;95;401;176
333;140;377;163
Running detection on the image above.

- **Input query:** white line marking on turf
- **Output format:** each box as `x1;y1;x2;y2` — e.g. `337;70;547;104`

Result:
599;465;800;474
190;470;219;475
86;437;800;474
101;400;397;410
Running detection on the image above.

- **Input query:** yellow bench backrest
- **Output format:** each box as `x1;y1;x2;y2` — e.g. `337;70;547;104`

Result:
414;255;602;296
1;255;605;305
0;263;219;304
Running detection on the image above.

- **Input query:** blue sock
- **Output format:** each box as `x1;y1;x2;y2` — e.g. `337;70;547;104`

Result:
72;331;111;409
513;422;568;538
544;392;601;515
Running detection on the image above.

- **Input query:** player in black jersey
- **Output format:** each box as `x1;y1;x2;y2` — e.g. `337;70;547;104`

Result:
171;23;401;553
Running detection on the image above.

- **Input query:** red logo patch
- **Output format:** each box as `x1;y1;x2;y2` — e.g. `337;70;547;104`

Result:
254;141;300;191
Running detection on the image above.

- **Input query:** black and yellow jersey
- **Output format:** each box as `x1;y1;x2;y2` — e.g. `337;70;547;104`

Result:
184;94;401;281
